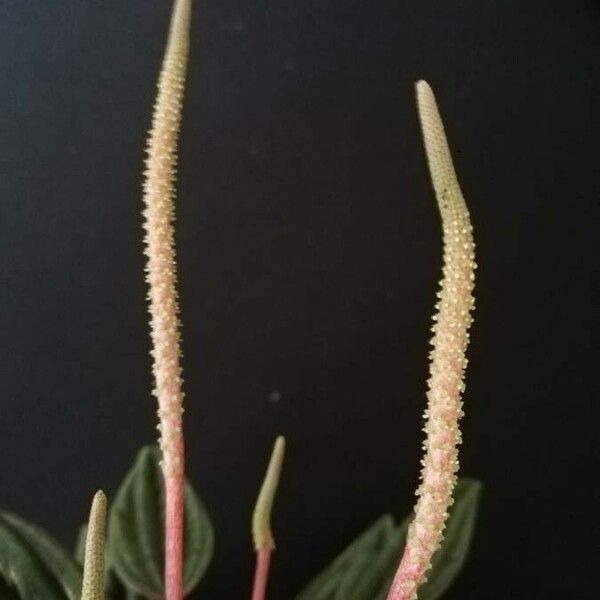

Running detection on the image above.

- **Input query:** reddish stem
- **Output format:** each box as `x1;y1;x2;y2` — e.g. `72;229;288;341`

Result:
251;547;272;600
164;448;185;600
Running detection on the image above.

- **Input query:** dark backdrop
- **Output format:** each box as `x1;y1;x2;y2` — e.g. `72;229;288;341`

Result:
1;1;598;598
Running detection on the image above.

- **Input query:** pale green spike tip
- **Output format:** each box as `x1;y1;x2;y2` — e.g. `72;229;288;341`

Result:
252;436;286;551
81;490;107;600
415;79;429;93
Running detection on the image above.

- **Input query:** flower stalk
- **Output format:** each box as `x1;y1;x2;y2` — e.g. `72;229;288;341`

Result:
251;436;286;600
80;491;107;600
141;1;192;599
386;81;476;600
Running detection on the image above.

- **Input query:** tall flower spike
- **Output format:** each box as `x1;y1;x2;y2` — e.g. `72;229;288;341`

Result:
80;491;107;600
386;81;476;600
142;1;192;599
251;436;286;600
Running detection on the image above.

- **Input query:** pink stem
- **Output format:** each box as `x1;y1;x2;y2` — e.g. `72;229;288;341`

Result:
164;443;185;600
251;547;272;600
386;547;424;600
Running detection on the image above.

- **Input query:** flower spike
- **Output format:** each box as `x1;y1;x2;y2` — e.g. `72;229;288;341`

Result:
80;491;107;600
386;81;476;600
251;436;286;600
141;1;192;599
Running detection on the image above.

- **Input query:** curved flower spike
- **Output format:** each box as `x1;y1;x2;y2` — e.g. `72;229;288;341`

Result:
141;1;192;599
386;81;476;600
80;491;107;600
251;436;286;600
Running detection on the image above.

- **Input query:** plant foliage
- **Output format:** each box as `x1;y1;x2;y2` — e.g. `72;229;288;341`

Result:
295;479;482;600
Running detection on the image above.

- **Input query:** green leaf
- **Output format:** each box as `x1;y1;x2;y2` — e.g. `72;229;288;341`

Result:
343;520;409;600
93;568;139;600
0;578;21;600
418;478;482;600
295;515;408;600
107;446;214;599
0;511;83;600
295;478;482;600
74;524;88;566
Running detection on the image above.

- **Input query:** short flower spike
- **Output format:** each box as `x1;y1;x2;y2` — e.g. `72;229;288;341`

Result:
386;81;476;600
252;436;286;551
251;436;286;600
80;491;107;600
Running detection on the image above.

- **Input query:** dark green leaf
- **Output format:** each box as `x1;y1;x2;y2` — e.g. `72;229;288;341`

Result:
343;519;409;600
107;446;214;599
0;511;83;600
181;480;214;593
418;478;482;600
295;515;407;600
104;570;130;600
0;578;21;600
296;478;482;600
74;524;88;566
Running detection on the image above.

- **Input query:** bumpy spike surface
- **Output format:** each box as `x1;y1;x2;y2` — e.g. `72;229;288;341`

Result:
386;81;476;600
141;1;192;599
80;491;107;600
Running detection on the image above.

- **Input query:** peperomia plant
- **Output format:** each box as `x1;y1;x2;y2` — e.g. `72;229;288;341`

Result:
0;1;482;599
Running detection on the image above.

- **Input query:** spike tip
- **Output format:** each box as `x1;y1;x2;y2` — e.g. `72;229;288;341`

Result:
80;491;107;600
386;81;476;600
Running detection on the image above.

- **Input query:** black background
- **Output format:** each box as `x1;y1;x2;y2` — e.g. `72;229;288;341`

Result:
1;1;599;598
